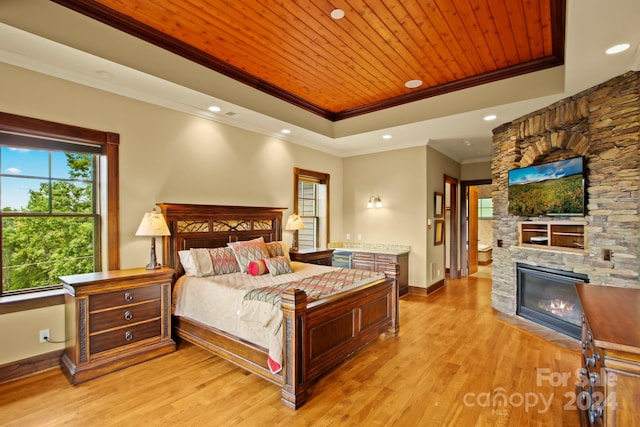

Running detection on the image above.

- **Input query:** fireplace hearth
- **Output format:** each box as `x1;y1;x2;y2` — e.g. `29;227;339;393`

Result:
516;263;588;340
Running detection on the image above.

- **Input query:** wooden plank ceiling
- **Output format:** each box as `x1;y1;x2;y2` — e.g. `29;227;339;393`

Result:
53;0;565;121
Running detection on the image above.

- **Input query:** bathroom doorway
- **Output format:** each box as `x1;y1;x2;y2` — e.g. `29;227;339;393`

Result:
461;180;492;277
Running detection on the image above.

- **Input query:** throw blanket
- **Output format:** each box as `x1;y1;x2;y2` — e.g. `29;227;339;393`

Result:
244;268;385;306
240;268;385;373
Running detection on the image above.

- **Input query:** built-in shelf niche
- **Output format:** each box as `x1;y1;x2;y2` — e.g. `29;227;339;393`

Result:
518;220;586;252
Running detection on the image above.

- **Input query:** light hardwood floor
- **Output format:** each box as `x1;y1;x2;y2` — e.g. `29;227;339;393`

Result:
0;275;582;426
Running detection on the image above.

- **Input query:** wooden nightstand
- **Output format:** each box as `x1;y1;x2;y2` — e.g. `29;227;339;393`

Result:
289;248;334;266
60;267;176;384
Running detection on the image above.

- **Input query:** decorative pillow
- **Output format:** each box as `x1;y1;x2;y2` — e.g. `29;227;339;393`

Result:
264;256;294;276
228;237;270;273
178;250;198;276
266;240;290;260
207;247;240;275
190;248;214;277
247;259;269;276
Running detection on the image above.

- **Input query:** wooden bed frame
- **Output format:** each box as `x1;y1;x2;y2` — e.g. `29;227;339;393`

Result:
159;203;399;409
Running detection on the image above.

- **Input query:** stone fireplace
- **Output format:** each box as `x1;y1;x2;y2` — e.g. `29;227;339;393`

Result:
491;71;640;328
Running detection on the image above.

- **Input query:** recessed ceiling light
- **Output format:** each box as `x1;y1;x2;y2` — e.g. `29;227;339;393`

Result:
483;114;497;121
330;9;345;20
382;134;392;140
405;79;423;89
208;106;221;112
463;140;472;146
281;129;291;134
606;43;631;55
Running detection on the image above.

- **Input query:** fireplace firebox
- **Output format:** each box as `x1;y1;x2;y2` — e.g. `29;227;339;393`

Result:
516;263;588;340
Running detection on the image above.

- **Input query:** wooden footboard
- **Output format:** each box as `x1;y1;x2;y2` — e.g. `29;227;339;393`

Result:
281;273;398;408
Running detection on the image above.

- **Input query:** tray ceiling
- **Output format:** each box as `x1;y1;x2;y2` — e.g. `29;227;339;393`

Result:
53;0;565;121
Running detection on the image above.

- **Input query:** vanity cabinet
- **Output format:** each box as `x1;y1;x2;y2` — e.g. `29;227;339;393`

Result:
351;251;409;296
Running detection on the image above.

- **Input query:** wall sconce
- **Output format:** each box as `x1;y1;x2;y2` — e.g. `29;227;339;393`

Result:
367;195;383;208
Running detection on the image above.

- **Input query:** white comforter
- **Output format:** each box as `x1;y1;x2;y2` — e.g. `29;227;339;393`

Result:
172;262;341;371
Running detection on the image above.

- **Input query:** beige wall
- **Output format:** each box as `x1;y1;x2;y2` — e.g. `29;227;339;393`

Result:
0;63;343;364
461;161;491;181
343;146;428;288
426;147;461;283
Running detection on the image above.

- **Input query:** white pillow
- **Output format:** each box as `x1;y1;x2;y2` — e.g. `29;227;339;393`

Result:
178;250;198;276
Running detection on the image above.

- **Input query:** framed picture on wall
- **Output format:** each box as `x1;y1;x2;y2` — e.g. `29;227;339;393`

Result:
434;192;444;218
434;220;444;245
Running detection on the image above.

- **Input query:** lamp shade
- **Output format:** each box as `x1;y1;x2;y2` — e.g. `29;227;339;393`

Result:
135;209;171;236
285;214;305;231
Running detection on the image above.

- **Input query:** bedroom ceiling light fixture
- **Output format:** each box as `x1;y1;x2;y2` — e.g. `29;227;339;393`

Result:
285;214;304;250
606;43;630;54
330;9;345;20
404;79;423;89
281;129;291;134
483;114;497;121
136;208;171;270
382;134;392;140
367;195;382;209
208;105;221;112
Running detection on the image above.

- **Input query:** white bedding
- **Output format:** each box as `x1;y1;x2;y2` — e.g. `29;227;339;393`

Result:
172;262;341;371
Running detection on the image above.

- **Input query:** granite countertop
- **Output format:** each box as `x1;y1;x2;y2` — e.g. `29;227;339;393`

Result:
328;242;410;255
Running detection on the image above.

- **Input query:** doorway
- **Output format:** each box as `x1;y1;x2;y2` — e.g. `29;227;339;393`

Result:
444;176;459;279
461;180;492;277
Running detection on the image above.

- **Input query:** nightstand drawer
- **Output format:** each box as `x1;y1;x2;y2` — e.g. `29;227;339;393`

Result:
90;319;161;355
89;299;161;333
90;284;160;310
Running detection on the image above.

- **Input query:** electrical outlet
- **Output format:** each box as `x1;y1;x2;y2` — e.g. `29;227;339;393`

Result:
357;234;362;240
39;329;50;343
346;233;350;240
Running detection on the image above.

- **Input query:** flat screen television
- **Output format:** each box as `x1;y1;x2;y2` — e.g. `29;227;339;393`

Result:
508;156;586;217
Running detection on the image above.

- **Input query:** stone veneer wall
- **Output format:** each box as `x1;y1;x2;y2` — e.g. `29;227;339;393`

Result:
491;71;640;315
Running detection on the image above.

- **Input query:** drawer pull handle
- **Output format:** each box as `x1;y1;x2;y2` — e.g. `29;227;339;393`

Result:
124;311;133;321
585;354;600;367
124;292;133;302
125;331;133;341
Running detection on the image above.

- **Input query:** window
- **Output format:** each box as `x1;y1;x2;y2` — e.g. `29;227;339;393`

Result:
293;168;329;250
0;112;119;297
478;198;493;219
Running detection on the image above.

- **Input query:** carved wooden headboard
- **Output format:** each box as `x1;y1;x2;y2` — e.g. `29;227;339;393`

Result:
158;203;286;277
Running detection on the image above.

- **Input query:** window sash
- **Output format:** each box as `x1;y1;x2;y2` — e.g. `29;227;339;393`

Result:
0;140;100;295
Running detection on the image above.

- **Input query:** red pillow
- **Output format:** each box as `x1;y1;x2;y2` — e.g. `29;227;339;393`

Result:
247;259;269;276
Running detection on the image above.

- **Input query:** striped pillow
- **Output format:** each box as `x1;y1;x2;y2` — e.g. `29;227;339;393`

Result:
228;237;270;273
264;256;293;276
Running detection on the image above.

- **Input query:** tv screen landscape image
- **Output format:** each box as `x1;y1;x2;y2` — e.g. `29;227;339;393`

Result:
508;157;585;217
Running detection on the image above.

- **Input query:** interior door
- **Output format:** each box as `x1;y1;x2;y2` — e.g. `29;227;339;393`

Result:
468;186;479;275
